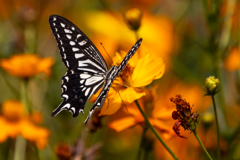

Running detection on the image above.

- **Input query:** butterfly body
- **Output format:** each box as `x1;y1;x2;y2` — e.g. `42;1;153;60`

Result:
49;15;142;123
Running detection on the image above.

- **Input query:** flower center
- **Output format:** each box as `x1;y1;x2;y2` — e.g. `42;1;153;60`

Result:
118;63;135;82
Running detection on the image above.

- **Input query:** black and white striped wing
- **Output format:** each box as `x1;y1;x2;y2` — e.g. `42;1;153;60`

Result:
49;15;108;117
113;38;142;79
49;15;108;71
52;69;104;117
84;39;142;124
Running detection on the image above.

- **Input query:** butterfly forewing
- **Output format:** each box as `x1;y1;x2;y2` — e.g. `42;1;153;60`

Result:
49;15;108;71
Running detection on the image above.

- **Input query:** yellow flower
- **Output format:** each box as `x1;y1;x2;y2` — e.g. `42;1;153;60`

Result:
0;53;54;78
90;51;165;116
108;86;174;140
0;100;49;149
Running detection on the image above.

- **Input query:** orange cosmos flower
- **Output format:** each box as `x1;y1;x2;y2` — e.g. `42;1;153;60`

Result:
84;11;174;58
224;46;240;71
90;51;165;116
0;100;49;149
108;86;174;140
0;53;54;78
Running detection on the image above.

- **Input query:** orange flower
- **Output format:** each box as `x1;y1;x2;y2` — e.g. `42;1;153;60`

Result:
0;53;54;78
0;100;49;149
84;11;174;58
224;46;240;71
90;51;165;116
108;86;174;140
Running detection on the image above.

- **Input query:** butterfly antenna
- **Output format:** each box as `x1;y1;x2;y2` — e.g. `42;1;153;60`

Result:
100;42;114;65
112;83;129;88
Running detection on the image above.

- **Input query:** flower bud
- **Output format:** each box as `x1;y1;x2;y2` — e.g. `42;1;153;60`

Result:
204;76;220;95
124;8;142;31
202;112;214;129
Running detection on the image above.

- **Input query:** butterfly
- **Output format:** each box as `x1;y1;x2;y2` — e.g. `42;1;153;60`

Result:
49;15;142;124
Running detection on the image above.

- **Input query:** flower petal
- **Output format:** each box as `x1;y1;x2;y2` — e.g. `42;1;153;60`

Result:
120;87;146;104
98;91;122;116
20;120;49;149
124;103;143;117
132;54;165;87
173;121;187;139
149;118;171;132
152;104;173;120
224;46;240;71
0;54;54;78
108;117;137;132
0;117;9;142
37;57;54;77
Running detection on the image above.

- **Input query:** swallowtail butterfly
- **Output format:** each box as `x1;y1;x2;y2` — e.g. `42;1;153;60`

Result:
49;15;142;124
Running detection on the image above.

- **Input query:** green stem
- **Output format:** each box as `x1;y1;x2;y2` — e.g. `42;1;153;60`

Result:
21;79;32;114
136;126;147;160
34;145;40;160
212;95;221;159
134;100;178;160
192;129;213;160
134;31;139;41
13;135;27;160
13;80;32;160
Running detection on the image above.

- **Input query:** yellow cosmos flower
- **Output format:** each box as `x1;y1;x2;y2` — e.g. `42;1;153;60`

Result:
0;100;49;149
108;87;174;140
0;53;54;78
90;51;165;117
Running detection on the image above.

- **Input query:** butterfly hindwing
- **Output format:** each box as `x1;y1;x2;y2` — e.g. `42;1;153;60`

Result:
52;69;104;117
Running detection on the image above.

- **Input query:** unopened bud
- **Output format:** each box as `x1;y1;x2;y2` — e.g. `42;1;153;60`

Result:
204;76;220;95
124;8;142;31
202;112;214;129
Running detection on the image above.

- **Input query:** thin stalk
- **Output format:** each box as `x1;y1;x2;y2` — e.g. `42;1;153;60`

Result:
13;80;31;160
136;126;147;160
13;135;27;160
33;145;40;160
192;129;213;160
134;100;178;160
135;31;139;41
212;95;221;159
21;80;32;113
